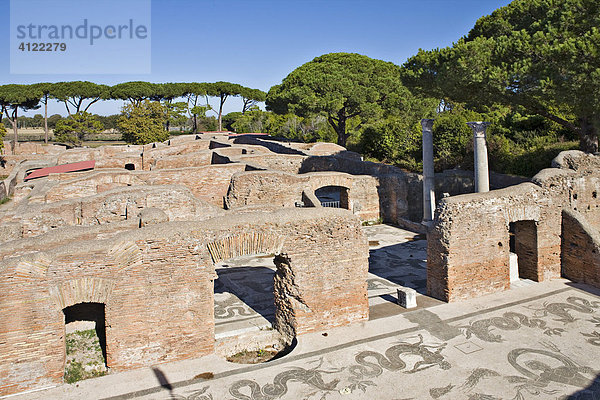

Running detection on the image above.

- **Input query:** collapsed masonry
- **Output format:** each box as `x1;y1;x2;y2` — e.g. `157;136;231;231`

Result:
428;150;600;301
1;133;438;396
1;132;598;396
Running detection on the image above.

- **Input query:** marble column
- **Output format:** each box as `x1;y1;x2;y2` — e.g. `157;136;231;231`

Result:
467;121;490;193
421;119;435;222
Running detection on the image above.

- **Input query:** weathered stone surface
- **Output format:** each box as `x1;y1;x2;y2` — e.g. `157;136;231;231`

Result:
429;151;600;302
0;208;368;396
561;209;600;287
137;207;169;227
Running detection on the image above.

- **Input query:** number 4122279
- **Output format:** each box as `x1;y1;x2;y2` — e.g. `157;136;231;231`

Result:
18;43;67;51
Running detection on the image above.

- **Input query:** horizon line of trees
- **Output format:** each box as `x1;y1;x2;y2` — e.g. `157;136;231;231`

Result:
0;81;267;146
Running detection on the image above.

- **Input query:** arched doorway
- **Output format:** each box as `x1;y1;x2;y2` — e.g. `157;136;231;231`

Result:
315;185;349;209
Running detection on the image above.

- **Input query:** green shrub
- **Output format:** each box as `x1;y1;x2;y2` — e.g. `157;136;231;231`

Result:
54;112;104;146
118;100;169;145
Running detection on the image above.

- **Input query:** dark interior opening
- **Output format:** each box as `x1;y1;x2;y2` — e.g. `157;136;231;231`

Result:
509;220;538;281
125;163;135;171
315;186;349;209
63;302;107;364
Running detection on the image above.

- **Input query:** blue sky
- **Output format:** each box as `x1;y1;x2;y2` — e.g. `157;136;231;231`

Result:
1;0;512;116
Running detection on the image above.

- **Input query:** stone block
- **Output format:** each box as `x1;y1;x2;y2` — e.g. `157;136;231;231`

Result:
397;287;417;309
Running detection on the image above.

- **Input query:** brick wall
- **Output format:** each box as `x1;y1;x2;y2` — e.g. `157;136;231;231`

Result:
18;185;222;237
0;208;368;396
428;151;600;302
236;154;308;173
226;170;380;221
137;164;247;207
141;141;211;170
427;183;561;302
153;151;212;169
561;210;600;287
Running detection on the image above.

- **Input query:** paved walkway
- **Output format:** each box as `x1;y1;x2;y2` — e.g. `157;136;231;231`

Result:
7;225;600;400
10;280;600;400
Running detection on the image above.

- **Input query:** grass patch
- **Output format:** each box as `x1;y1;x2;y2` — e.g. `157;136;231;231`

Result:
226;348;279;364
64;329;106;383
64;361;106;384
362;217;383;226
0;196;11;205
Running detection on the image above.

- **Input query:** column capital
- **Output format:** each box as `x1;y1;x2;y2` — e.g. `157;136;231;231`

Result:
421;119;435;132
467;121;490;137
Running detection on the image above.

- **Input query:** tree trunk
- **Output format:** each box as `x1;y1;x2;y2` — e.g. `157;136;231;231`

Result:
12;108;18;152
336;117;347;147
218;95;224;132
579;118;598;153
44;98;49;144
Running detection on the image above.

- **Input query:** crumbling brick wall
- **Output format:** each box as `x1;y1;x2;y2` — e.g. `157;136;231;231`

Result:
427;183;561;302
236;154;308;173
0;208;368;396
141;141;211;170
226;170;380;221
428;151;600;302
138;164;247;207
0;234;214;396
561;209;600;288
15;185;222;237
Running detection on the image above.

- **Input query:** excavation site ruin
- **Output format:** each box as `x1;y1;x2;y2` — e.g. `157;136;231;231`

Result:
1;127;600;399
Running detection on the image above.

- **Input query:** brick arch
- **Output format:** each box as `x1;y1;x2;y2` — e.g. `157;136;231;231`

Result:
206;232;285;264
503;204;541;224
49;277;116;309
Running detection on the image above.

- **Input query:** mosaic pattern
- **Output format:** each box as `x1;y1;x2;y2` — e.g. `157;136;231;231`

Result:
214;225;428;336
136;287;600;400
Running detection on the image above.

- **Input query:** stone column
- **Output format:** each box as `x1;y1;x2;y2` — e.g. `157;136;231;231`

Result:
421;119;435;222
467;121;490;193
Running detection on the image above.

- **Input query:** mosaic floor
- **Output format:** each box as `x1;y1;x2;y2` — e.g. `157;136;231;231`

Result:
108;283;600;400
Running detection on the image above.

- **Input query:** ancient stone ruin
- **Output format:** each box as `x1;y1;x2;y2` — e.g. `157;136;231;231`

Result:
1;133;599;396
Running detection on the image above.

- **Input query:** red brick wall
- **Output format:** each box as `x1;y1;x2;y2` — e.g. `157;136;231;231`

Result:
561;209;600;287
138;164;247;207
0;208;369;396
427;183;561;302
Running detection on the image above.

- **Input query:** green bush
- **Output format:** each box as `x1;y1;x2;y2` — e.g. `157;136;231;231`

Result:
360;117;422;171
118;100;169;145
0;124;5;152
53;112;104;146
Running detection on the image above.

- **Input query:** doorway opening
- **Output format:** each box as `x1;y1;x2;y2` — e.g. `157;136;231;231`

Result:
509;220;538;282
315;186;349;209
63;302;107;382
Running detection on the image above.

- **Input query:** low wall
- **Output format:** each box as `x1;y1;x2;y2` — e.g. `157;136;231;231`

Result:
141;141;211;170
235;154;308;174
138;164;247;207
18;185;222;238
